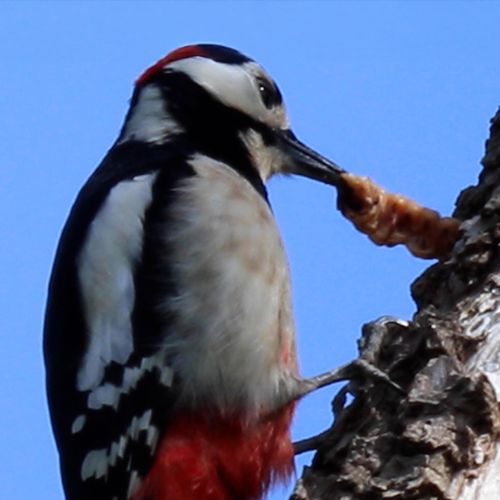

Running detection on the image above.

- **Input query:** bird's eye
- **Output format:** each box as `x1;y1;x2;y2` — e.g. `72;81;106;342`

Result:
257;78;280;110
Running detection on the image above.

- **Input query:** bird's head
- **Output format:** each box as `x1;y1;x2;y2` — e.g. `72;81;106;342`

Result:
119;43;344;185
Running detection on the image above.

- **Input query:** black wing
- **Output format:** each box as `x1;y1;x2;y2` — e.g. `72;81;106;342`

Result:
44;140;194;500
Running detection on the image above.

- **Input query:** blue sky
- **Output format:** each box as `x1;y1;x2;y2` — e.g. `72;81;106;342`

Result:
1;2;499;499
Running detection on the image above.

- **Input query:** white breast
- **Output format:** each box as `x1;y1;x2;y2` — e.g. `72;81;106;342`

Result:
162;154;297;416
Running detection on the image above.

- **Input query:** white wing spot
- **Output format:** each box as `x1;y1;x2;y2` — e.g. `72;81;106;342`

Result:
109;435;128;467
86;354;173;411
146;425;159;452
81;409;159;484
88;383;121;410
81;448;109;481
159;365;174;387
127;470;141;499
129;410;152;440
71;415;86;434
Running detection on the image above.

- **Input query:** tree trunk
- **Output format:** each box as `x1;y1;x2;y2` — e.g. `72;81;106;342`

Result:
292;108;500;500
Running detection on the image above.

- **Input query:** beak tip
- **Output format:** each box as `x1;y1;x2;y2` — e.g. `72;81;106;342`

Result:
278;129;345;187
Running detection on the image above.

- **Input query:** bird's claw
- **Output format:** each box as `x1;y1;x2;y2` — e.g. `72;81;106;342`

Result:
295;356;403;400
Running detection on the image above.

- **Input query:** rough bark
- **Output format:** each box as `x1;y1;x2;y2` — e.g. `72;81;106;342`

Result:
292;108;500;500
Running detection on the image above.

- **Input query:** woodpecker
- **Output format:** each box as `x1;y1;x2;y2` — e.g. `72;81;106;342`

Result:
44;44;354;500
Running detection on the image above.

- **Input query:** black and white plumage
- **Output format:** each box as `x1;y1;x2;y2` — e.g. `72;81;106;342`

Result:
44;44;345;500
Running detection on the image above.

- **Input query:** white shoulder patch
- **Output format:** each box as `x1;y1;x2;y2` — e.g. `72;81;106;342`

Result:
77;173;157;391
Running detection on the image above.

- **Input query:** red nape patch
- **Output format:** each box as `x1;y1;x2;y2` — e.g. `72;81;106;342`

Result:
136;45;209;86
132;403;296;500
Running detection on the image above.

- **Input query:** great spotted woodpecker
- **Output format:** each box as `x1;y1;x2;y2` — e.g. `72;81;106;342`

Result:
44;44;356;500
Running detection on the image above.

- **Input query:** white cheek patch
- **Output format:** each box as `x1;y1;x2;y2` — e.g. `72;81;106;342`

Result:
169;58;288;128
77;173;157;391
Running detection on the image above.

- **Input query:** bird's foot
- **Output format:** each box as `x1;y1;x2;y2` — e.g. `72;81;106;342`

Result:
294;357;403;401
292;317;411;454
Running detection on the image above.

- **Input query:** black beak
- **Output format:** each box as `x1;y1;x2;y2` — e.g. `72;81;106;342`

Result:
276;129;345;187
